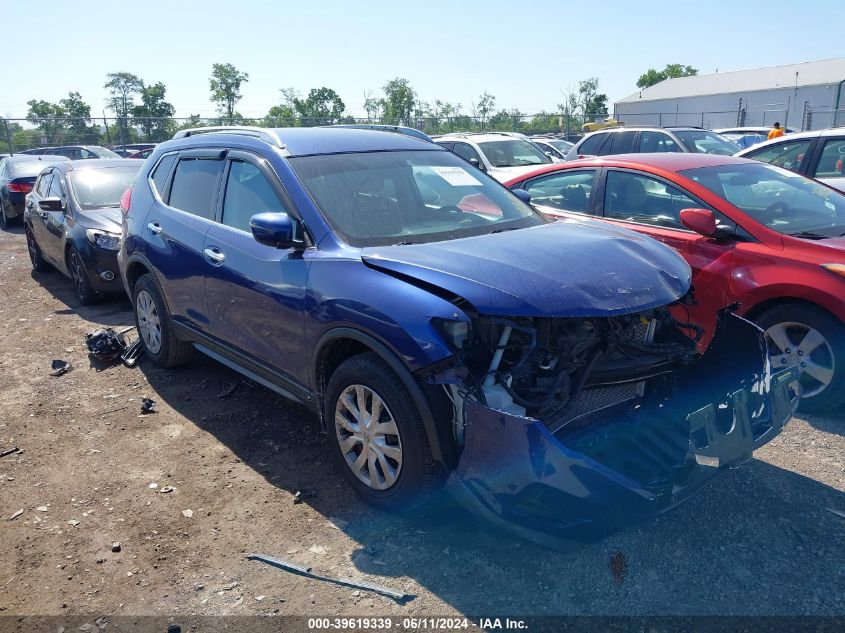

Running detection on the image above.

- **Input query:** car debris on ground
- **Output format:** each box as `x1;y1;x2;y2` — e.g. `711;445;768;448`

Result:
140;398;156;414
0;447;20;457
85;327;144;368
49;359;72;377
247;553;411;603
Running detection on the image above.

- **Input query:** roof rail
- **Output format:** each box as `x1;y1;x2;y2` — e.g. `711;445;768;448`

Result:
172;126;286;148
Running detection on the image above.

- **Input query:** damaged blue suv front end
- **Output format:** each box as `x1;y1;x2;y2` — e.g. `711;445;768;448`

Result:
359;219;798;547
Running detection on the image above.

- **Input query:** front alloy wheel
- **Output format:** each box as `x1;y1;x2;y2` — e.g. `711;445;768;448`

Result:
136;289;162;354
758;303;845;413
69;250;97;305
765;321;834;398
335;384;403;490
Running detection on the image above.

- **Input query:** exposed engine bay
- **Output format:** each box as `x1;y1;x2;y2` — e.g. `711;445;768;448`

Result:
429;306;701;438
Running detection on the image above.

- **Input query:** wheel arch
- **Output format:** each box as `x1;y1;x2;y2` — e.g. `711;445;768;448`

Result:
313;327;457;468
742;296;843;325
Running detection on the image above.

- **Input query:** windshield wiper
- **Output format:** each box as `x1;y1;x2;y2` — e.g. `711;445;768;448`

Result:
489;227;520;234
788;231;828;240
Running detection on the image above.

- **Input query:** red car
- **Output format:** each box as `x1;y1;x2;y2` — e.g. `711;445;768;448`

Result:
503;153;845;412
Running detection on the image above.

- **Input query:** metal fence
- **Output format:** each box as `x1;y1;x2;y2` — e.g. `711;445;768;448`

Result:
4;104;844;153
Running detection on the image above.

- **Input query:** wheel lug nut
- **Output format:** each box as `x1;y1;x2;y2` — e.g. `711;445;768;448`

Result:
800;362;807;368
797;350;803;356
781;358;788;364
785;348;791;353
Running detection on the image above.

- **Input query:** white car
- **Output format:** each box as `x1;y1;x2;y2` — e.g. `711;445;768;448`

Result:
531;137;575;161
735;127;845;193
432;132;553;182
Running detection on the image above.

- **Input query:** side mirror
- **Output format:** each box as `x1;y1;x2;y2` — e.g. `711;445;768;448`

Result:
39;197;64;212
250;212;301;248
512;188;532;205
680;208;717;236
468;157;486;172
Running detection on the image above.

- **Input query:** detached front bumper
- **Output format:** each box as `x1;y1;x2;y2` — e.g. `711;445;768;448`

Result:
447;321;800;548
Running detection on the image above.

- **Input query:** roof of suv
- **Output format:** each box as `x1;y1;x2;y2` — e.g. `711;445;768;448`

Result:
169;126;440;157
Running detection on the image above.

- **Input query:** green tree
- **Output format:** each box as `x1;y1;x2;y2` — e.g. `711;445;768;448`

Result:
472;92;496;130
132;82;175;140
104;72;144;146
363;92;383;121
209;63;249;121
104;72;144;118
382;78;415;124
578;78;608;119
636;63;698;89
59;92;93;141
26;99;68;144
264;104;296;127
292;87;345;125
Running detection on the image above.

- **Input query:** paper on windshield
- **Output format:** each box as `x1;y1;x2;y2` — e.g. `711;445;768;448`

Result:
428;166;482;187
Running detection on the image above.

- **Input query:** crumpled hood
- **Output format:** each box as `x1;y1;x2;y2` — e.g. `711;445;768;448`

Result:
361;220;692;317
76;206;122;233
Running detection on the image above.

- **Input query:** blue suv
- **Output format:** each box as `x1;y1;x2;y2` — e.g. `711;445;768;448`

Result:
119;126;797;545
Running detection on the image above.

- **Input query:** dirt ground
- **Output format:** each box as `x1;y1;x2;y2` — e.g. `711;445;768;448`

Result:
1;223;844;619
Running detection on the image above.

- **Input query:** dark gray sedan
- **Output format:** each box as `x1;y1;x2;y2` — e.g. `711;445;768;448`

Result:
24;159;141;304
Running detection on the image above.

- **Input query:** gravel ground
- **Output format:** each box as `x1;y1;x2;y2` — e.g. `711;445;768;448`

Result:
0;223;843;618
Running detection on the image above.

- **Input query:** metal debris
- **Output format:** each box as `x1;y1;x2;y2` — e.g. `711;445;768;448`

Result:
50;359;72;377
0;447;20;458
247;553;412;603
140;398;156;414
159;486;175;494
9;509;23;521
292;489;317;504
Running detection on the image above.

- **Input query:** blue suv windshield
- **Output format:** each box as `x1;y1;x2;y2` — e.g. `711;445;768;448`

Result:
290;150;545;246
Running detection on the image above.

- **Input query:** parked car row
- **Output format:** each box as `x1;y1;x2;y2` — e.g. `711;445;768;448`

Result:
17;145;121;160
1;125;813;547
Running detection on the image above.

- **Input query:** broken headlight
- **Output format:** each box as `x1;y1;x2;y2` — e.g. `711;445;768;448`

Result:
85;229;121;251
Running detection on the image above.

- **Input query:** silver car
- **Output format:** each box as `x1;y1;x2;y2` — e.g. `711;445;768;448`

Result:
735;127;845;193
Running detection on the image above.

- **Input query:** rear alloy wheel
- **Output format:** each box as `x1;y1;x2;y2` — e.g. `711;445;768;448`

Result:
0;200;12;228
25;227;51;272
758;304;845;413
69;248;98;305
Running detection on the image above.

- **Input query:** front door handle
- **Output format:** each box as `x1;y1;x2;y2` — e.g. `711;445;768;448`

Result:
147;222;162;235
203;247;225;264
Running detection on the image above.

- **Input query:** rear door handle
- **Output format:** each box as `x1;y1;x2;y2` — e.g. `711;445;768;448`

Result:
147;222;162;235
203;247;225;264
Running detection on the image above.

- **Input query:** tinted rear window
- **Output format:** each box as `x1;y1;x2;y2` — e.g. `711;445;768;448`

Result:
167;158;223;218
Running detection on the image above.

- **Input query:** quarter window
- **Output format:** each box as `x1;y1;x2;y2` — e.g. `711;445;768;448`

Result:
524;170;596;213
48;173;64;199
221;161;286;232
167;158;223;219
811;139;845;178
36;172;52;197
150;153;177;197
603;170;698;229
746;139;812;173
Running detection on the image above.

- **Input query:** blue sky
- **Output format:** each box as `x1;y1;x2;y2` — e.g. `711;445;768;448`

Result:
3;0;843;120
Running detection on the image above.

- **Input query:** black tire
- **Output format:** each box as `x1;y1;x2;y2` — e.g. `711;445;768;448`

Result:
0;199;18;228
756;303;845;413
325;352;444;510
68;248;99;306
25;225;52;272
132;273;194;367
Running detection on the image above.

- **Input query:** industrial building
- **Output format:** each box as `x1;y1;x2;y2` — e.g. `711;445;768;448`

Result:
614;57;845;131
